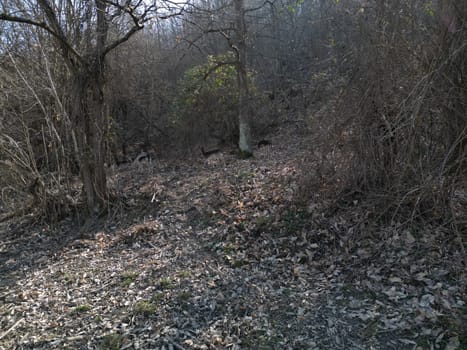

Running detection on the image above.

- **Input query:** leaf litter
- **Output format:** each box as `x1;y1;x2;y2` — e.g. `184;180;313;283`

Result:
0;123;465;350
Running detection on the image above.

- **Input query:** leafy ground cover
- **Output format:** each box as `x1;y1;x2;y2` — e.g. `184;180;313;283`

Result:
0;123;465;349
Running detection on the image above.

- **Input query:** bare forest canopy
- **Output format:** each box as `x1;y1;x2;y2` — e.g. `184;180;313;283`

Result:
0;0;465;221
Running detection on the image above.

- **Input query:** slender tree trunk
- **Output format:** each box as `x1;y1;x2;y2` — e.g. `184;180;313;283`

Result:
234;0;253;157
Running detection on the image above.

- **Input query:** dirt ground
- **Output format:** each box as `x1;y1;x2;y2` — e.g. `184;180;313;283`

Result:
1;123;465;350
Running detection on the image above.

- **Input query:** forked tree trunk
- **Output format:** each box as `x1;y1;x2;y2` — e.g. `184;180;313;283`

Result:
1;0;151;216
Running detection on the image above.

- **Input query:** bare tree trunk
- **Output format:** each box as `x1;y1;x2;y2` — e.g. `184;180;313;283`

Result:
234;0;252;157
70;71;107;214
0;0;168;215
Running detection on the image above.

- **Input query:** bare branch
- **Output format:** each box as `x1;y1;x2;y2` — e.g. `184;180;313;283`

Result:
103;25;143;56
37;0;83;68
0;12;82;65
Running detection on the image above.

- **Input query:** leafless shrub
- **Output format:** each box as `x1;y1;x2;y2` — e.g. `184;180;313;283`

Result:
303;2;466;227
0;42;76;222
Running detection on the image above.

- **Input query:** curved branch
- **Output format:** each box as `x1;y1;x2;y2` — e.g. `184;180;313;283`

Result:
101;0;152;57
0;13;50;32
103;25;143;57
0;13;83;67
37;0;83;69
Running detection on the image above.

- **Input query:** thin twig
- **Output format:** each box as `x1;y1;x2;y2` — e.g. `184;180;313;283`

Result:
0;318;25;340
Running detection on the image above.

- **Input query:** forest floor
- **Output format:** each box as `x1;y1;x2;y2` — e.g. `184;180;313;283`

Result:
0;121;466;350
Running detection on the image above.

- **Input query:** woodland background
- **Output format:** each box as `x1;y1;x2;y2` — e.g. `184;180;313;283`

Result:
0;0;465;225
0;1;466;349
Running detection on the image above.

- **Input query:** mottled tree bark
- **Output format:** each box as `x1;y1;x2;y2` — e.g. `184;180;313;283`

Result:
70;71;107;213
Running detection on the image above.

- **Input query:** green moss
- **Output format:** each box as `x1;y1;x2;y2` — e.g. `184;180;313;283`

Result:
280;208;309;234
237;171;255;180
235;221;246;232
460;334;467;349
151;292;163;303
133;300;157;315
177;270;191;278
62;272;75;285
100;333;124;350
71;304;91;314
231;259;249;268
159;278;173;289
238;150;253;159
119;271;138;287
223;243;237;253
360;320;378;338
253;215;272;235
435;314;467;346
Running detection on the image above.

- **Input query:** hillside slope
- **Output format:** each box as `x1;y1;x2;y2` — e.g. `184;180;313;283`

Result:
0;123;465;350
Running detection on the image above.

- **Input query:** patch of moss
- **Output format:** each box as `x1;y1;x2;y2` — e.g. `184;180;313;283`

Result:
151;292;163;303
159;278;173;289
253;215;272;235
231;259;249;268
435;315;467;346
177;270;191;278
415;337;434;349
176;291;192;301
71;304;91;314
119;271;138;287
133;300;157;315
459;334;467;349
100;333;124;350
223;243;237;253
238;150;253;159
359;319;378;338
280;208;310;235
235;221;246;232
197;213;216;228
62;272;76;285
237;171;255;180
